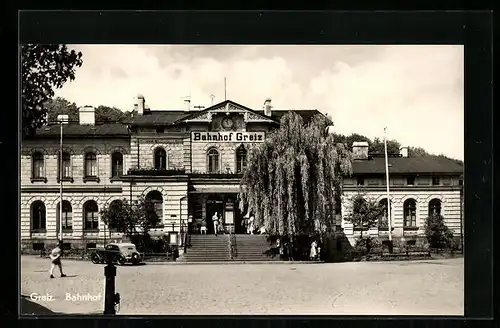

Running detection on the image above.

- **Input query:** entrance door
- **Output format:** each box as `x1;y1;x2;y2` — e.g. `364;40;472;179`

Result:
206;197;224;234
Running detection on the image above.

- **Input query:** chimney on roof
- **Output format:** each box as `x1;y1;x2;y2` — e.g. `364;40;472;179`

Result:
78;106;95;125
263;98;272;117
136;94;146;115
184;97;191;111
352;141;369;160
400;146;409;158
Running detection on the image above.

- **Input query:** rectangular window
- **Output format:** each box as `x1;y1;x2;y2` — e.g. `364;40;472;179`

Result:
406;176;415;185
85;212;99;230
356;177;365;186
85;156;97;177
432;176;440;186
32;155;44;178
62;211;73;230
58;153;72;179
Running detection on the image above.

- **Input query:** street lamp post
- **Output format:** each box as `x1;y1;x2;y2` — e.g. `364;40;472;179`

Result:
384;127;393;253
57;115;69;243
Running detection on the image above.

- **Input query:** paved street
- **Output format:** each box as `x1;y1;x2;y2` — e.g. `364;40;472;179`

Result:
20;256;463;315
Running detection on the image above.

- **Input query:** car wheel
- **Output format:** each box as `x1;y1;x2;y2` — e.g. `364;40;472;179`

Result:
117;256;126;266
131;253;140;265
90;253;101;264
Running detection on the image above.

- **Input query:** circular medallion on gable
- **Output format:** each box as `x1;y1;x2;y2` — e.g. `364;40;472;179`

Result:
222;117;234;130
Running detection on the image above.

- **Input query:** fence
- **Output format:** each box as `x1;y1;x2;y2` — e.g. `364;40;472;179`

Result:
30;245;176;262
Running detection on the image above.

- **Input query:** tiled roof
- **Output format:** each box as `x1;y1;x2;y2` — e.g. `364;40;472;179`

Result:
352;156;463;175
126;100;325;126
124;111;190;125
34;123;129;137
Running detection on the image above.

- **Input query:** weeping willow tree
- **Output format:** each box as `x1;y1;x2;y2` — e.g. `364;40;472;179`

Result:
238;112;353;238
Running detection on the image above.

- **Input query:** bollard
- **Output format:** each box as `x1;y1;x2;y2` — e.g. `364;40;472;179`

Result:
103;253;120;315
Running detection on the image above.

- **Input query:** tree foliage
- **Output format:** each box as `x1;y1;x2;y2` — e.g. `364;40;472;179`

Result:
95;105;132;123
21;45;83;138
99;197;161;249
370;137;401;154
44;97;134;123
45;97;79;123
408;146;430;157
238;112;353;238
424;214;454;249
344;193;385;238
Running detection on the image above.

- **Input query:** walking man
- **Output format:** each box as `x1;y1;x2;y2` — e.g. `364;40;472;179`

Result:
49;240;66;278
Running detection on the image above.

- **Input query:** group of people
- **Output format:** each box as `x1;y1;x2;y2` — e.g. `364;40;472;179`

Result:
200;212;225;235
268;237;321;261
242;214;255;234
310;240;320;261
200;212;259;235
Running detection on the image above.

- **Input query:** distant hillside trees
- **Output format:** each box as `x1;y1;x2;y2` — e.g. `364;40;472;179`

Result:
44;97;137;123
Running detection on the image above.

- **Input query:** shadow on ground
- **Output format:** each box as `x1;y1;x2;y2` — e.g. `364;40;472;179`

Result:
20;295;56;315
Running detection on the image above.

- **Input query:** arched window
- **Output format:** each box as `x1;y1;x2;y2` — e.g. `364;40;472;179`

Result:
32;152;44;179
428;198;442;217
84;152;97;177
56;200;73;231
111;152;124;177
403;199;417;227
146;191;163;220
235;145;247;173
378;199;391;227
58;151;72;179
31;200;46;231
83;200;99;230
107;200;123;231
207;148;220;173
154;148;167;170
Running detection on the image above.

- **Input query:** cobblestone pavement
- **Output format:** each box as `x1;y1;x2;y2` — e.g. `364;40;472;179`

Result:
20;256;463;316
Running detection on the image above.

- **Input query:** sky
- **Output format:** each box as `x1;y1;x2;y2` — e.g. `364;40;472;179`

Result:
54;45;464;160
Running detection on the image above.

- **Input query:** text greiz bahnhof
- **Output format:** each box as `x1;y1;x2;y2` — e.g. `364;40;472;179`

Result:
20;96;463;250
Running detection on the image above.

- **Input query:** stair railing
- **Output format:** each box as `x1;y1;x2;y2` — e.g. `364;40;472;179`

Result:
228;228;233;260
228;228;237;259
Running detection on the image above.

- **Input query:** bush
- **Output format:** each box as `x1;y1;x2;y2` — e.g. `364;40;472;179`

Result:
355;236;377;254
424;214;454;249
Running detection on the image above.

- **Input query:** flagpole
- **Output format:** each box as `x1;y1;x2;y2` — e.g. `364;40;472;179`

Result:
384;127;393;253
224;77;227;101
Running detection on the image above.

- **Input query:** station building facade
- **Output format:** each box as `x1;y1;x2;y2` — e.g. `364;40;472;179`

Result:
21;97;324;250
340;142;464;246
20;96;464;251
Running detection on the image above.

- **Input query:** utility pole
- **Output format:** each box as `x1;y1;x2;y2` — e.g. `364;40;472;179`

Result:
57;115;69;243
384;127;393;253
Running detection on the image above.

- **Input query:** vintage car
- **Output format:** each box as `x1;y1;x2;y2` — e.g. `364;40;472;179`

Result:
89;243;144;265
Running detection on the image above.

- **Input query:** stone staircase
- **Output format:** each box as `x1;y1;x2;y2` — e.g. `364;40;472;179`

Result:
181;234;230;262
232;234;280;261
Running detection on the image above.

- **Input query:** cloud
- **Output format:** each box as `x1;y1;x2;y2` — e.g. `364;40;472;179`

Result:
54;45;463;160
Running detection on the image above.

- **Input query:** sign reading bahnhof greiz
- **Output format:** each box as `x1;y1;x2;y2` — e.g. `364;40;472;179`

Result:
192;131;266;142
